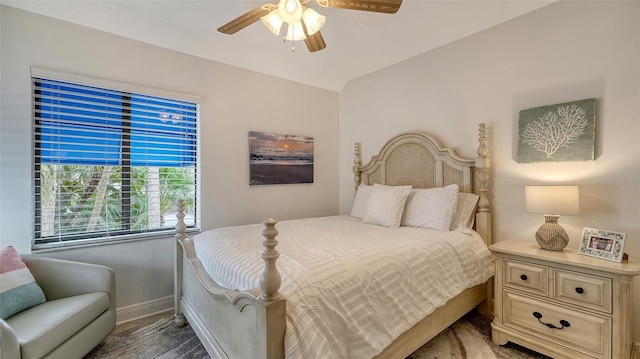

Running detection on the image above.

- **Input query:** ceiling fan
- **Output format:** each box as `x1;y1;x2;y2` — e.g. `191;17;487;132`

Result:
217;0;403;52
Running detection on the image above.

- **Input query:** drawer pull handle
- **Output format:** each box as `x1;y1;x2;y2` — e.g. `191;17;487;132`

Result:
520;274;528;281
575;287;584;294
532;312;571;330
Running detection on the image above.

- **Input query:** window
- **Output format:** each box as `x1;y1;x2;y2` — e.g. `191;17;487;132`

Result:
32;73;198;247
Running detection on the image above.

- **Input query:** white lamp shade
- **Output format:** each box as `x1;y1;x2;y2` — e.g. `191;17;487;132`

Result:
261;10;283;36
284;22;306;41
278;0;304;25
525;186;580;215
302;8;326;35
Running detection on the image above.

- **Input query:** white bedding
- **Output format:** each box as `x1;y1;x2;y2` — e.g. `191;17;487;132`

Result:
193;215;494;359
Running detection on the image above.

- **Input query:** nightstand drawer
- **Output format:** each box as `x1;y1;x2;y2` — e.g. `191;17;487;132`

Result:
555;269;612;313
503;291;611;358
503;259;548;296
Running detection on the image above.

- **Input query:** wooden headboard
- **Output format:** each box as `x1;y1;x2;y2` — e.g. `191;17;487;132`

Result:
352;123;491;245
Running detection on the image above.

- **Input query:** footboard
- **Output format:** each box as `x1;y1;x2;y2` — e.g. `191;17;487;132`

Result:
174;200;286;359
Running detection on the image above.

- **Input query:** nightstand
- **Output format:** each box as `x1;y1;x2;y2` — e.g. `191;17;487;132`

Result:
490;240;640;359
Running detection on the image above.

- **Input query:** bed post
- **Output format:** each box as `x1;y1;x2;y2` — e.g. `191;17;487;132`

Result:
174;198;187;327
475;123;491;244
353;142;362;192
260;218;282;301
475;123;493;316
257;219;286;358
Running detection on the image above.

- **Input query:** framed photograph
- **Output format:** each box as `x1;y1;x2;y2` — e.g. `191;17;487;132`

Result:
578;227;626;262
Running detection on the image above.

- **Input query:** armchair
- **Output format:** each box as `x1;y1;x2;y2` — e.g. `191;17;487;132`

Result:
0;255;116;359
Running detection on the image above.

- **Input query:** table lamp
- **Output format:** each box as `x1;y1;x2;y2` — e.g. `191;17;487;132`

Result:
525;186;580;251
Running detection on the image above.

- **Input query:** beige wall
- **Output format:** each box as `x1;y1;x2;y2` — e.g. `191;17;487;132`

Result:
339;1;640;341
0;5;340;317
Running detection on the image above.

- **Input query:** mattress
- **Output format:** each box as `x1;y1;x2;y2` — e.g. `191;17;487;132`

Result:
192;215;494;359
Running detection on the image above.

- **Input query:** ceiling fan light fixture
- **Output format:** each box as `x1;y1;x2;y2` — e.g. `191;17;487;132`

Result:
284;22;306;41
302;8;326;35
261;9;283;36
217;0;403;52
278;0;304;25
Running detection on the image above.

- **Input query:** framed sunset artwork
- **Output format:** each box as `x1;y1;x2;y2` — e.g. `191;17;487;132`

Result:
249;131;314;185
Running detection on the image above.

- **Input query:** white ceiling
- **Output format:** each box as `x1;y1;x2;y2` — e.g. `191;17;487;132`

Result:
2;0;554;92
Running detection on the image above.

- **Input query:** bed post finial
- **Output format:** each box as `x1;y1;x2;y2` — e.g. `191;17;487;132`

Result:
353;142;362;192
477;123;488;159
476;123;490;213
260;218;282;302
175;198;187;241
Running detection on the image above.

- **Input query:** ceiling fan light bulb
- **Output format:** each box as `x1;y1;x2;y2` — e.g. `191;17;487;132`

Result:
261;10;283;36
278;0;303;24
284;22;306;41
302;8;325;35
286;0;296;12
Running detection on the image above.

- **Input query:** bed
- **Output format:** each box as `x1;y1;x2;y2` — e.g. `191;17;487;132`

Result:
174;123;493;359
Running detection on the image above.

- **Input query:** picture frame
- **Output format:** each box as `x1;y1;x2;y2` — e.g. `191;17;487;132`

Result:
517;98;596;163
578;227;626;262
249;131;314;185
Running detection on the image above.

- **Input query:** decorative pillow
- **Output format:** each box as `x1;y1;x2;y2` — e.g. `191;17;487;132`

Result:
350;184;374;219
401;184;459;230
363;184;412;228
0;246;46;319
450;192;480;234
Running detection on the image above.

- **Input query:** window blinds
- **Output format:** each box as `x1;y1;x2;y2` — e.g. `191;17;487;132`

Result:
33;76;198;245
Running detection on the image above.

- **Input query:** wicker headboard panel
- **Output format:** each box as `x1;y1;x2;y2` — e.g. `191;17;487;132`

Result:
354;132;474;192
352;123;491;244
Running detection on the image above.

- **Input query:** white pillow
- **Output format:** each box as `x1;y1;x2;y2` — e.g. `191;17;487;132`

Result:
401;184;459;230
363;184;412;228
450;192;480;234
350;184;374;219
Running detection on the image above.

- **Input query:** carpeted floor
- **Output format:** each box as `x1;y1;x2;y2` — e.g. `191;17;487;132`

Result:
85;311;551;359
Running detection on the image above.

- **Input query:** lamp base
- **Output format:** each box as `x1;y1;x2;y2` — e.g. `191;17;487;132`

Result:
535;215;569;251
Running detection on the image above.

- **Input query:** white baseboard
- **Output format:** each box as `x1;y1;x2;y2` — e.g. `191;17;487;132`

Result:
632;342;639;359
116;295;174;325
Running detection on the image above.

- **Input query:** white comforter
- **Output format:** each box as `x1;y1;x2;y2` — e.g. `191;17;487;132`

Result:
193;215;494;359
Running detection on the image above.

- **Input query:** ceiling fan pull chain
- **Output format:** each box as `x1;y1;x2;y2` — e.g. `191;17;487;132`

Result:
281;24;295;52
291;24;296;52
282;36;295;52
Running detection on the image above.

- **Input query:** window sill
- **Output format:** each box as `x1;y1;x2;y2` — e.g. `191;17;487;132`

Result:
32;227;201;253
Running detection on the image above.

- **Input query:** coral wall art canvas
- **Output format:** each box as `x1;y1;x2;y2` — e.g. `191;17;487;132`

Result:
517;98;596;163
249;131;314;185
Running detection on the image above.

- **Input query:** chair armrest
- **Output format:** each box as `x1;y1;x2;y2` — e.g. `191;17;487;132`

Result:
0;318;21;359
21;256;116;311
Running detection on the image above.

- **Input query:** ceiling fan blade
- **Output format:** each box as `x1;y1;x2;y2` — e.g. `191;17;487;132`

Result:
317;0;402;14
217;5;272;34
301;20;327;52
304;31;327;52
